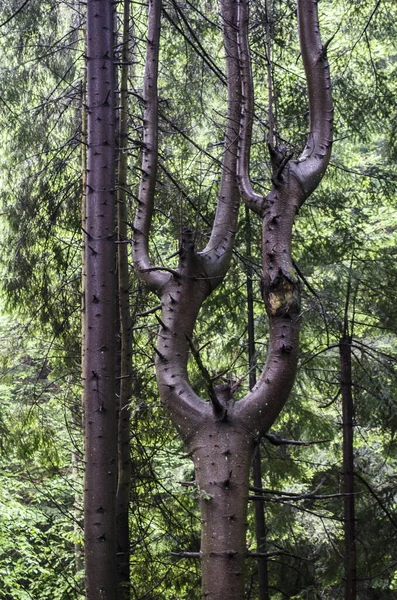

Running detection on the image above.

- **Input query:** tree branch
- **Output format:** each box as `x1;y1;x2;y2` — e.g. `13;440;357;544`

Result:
236;0;333;438
291;0;334;199
133;0;168;292
236;0;267;216
0;0;31;29
355;472;397;530
198;0;241;287
264;432;330;447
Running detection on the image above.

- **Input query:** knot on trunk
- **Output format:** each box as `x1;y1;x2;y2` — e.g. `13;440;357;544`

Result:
179;227;195;259
268;142;293;186
263;268;300;318
211;382;234;421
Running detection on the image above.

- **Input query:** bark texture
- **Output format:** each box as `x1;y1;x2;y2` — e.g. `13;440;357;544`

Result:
132;0;333;598
192;420;254;600
84;0;118;597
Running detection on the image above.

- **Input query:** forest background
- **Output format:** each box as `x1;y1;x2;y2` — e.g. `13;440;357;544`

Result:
0;0;397;599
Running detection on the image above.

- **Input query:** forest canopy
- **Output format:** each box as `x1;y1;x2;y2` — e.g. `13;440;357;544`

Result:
0;0;397;599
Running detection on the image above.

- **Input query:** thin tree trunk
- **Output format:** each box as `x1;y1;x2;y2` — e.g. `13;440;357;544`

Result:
72;399;83;574
74;52;87;576
84;0;118;597
116;0;133;596
340;336;356;600
246;207;270;600
252;449;269;600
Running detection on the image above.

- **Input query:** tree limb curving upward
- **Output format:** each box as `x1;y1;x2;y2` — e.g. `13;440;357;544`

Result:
132;0;333;597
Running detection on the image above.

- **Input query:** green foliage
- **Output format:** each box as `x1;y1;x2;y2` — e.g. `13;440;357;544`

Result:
0;0;82;357
1;0;397;597
0;313;83;599
0;473;83;600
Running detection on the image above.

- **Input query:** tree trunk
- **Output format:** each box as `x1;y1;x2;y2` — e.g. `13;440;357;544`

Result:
83;0;118;597
75;45;87;576
192;420;254;600
340;336;356;600
246;207;270;600
132;1;333;598
252;448;269;600
116;0;133;596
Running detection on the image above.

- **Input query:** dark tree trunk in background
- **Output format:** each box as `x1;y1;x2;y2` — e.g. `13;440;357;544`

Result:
116;0;133;596
252;449;269;599
340;336;357;600
83;0;118;597
246;207;270;600
133;0;333;597
73;55;87;576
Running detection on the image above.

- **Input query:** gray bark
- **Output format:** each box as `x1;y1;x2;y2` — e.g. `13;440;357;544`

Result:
83;0;118;597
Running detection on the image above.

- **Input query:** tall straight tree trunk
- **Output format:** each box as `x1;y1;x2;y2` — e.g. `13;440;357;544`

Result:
83;0;118;597
246;207;270;600
116;0;133;596
340;336;356;600
194;425;254;600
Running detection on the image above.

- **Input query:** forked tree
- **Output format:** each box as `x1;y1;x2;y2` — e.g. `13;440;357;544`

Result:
133;0;333;598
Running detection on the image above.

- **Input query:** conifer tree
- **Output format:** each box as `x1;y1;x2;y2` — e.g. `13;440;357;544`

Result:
133;0;333;596
83;0;118;597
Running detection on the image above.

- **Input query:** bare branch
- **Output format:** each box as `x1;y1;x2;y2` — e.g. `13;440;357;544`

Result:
133;0;169;292
186;335;220;411
249;492;358;503
136;303;161;317
199;0;241;286
248;550;311;561
171;552;201;559
0;0;31;29
291;0;334;199
166;1;226;85
355;473;397;530
236;0;266;216
264;432;331;447
237;0;333;438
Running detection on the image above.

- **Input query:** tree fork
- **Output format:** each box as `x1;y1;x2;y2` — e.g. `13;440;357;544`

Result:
133;0;333;598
